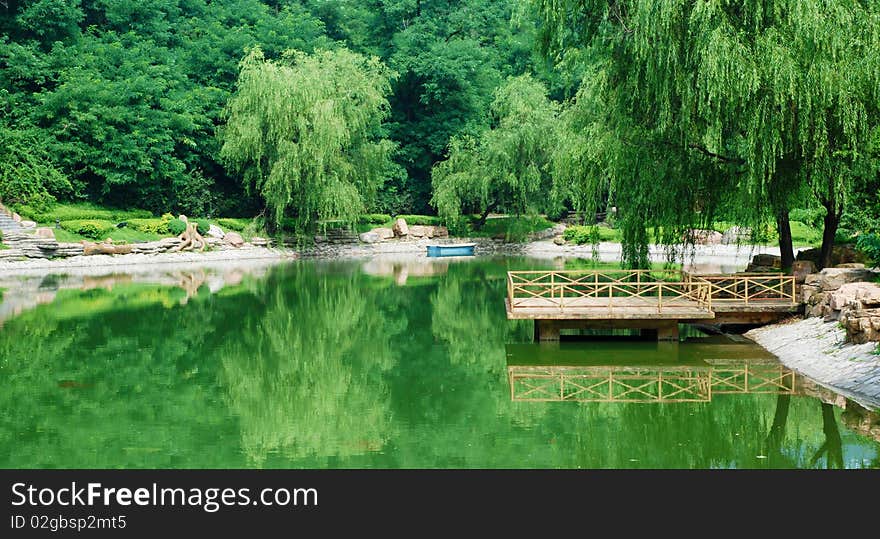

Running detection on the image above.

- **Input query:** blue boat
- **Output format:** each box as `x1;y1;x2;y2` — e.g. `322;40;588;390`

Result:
426;243;476;257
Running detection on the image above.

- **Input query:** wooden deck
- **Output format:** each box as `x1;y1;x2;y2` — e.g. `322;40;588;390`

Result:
506;270;801;340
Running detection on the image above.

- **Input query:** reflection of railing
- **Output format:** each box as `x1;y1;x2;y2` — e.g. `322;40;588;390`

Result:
699;274;797;305
506;270;713;313
508;362;795;403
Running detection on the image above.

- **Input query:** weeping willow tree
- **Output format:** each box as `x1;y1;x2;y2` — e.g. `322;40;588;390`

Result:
537;0;880;269
219;47;396;231
431;74;561;229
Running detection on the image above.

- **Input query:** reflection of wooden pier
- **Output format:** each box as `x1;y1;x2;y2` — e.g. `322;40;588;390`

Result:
505;270;800;341
508;360;796;403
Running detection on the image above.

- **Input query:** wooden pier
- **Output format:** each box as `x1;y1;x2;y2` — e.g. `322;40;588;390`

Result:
505;270;800;341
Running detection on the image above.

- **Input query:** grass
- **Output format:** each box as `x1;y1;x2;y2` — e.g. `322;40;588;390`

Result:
468;215;555;240
51;226;162;244
10;202;264;243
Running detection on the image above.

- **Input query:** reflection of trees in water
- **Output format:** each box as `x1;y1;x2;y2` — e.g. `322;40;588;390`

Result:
219;266;400;465
810;403;844;469
0;284;239;467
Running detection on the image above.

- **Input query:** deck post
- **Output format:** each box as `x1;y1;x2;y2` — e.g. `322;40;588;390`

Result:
534;320;560;341
656;322;679;342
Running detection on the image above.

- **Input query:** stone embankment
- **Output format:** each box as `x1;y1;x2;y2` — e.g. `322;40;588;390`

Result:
746;260;880;409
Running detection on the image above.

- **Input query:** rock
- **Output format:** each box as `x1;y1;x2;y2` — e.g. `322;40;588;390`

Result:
206;224;225;239
840;307;880;343
751;254;781;268
801;284;820;304
409;225;428;238
371;227;395;241
804;267;879;291
178;214;188;223
392;218;409;237
796;244;866;267
685;229;723;245
791;260;816;283
829;282;880;310
250;236;268;247
20;220;36;228
314;235;327;244
553;236;566;245
224;232;245;248
359;232;381;243
835;263;865;269
721;226;752;245
530;224;567;241
745;265;779;273
34;227;55;240
431;226;449;238
11;213;21;222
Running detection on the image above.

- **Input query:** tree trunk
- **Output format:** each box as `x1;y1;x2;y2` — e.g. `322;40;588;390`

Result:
473;201;498;230
776;209;795;272
818;196;841;270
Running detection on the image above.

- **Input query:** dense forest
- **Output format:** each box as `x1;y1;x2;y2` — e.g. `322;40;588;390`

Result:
1;1;879;267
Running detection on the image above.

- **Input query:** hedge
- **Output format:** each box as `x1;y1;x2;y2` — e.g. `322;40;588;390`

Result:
126;218;170;235
394;215;441;226
358;214;392;225
59;219;116;240
217;218;248;232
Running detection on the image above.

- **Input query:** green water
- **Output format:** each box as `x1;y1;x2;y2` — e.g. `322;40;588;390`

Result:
1;257;878;469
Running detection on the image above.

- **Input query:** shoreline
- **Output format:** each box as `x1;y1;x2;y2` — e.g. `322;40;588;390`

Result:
746;318;880;410
0;238;789;276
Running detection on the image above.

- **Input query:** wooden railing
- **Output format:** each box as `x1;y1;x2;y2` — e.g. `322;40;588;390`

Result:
506;270;798;313
507;363;795;403
697;273;797;305
507;270;713;313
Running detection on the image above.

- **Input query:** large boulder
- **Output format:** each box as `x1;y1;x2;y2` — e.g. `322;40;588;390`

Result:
804;267;879;291
751;253;781;268
34;227;55;240
224;232;245;248
829;282;880;311
20;220;36;229
408;225;428;238
721;226;751;245
206;224;225;239
392;218;409;237
791;260;816;283
430;225;449;238
359;231;381;243
371;227;395;240
840;308;880;343
796;244;866;267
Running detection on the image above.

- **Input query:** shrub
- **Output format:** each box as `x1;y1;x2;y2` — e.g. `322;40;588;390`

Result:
167;218;187;235
59;219;116;240
563;225;600;245
195;219;211;235
217;218;248;232
127;218;170;235
358;213;392;225
789;207;825;229
856;233;880;267
394;214;441;226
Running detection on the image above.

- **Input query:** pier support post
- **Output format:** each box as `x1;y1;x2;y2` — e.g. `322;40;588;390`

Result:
656;322;680;342
534;320;560;341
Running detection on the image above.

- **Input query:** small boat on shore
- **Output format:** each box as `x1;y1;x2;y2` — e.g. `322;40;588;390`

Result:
426;243;476;257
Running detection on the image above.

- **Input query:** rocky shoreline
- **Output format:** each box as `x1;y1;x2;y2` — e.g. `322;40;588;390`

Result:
747;318;880;410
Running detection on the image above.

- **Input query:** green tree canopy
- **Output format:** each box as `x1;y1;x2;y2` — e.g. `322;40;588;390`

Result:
431;74;560;227
219;47;397;231
536;0;880;268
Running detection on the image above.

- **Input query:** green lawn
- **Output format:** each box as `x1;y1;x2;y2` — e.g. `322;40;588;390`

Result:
50;226;163;244
10;203;263;243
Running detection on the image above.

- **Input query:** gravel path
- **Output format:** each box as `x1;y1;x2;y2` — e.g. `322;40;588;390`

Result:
746;317;880;410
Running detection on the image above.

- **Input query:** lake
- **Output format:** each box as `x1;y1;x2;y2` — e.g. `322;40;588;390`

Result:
1;256;878;468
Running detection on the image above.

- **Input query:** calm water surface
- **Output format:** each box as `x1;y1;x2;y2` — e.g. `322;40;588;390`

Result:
1;257;878;468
